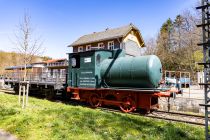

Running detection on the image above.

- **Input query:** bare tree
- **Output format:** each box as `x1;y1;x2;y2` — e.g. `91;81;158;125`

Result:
13;13;44;81
143;37;157;55
12;13;44;108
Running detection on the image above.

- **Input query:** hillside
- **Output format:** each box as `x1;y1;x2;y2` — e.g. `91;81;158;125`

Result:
0;51;51;74
0;92;204;140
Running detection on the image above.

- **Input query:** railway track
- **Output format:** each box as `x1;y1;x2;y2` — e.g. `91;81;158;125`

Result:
98;107;206;126
0;89;206;126
148;110;206;126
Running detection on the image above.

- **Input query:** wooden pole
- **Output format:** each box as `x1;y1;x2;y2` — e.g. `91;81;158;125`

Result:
189;72;191;97
22;85;25;108
18;84;22;105
26;82;29;106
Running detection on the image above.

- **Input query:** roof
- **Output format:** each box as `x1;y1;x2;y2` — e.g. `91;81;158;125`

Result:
5;65;33;70
31;62;47;64
45;58;66;63
69;23;145;47
4;59;67;70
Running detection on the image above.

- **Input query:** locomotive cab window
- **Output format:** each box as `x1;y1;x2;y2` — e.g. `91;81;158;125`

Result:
71;55;80;68
96;54;101;65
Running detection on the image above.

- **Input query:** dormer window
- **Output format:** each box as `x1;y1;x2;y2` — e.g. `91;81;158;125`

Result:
98;43;104;49
108;41;114;50
78;46;83;52
86;45;91;51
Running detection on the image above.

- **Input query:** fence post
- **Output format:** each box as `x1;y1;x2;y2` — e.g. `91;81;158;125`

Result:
26;81;29;106
19;81;30;108
22;85;25;108
18;84;22;105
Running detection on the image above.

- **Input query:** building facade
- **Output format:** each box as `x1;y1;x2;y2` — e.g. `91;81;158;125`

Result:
69;23;145;56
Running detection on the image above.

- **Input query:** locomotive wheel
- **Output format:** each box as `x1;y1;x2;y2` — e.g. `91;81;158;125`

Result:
45;88;55;100
89;94;101;108
119;97;136;113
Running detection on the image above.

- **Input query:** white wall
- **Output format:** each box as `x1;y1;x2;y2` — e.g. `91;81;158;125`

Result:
197;71;204;84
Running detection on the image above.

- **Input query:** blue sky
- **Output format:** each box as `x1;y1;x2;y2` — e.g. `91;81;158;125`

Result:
0;0;198;58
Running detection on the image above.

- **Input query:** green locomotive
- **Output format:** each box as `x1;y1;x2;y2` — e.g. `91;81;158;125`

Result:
67;49;173;113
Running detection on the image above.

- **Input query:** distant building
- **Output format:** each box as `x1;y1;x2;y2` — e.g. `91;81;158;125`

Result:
68;23;145;56
45;59;68;79
4;59;68;82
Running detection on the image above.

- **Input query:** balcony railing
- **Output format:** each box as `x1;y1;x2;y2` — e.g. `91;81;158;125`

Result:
47;62;68;67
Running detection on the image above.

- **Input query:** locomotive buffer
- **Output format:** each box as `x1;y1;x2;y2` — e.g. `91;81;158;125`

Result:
196;0;210;139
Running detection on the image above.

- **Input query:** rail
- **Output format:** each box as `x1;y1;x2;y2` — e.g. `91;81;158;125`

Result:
98;107;206;126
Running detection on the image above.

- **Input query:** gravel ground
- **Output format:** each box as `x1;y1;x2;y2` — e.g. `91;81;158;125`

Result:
0;129;18;140
177;85;204;99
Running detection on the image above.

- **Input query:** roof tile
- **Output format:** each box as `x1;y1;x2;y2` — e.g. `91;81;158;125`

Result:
70;24;138;47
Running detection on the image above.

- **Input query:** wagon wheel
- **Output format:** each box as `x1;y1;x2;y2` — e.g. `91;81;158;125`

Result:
119;97;136;113
89;94;101;108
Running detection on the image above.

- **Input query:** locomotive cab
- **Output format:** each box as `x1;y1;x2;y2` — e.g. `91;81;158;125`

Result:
68;49;115;88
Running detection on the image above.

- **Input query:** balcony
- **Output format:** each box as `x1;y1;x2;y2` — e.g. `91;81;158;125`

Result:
47;61;68;68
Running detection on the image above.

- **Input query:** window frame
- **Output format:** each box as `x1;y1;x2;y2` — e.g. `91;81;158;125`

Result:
98;43;104;49
78;46;83;52
108;41;114;50
86;45;91;51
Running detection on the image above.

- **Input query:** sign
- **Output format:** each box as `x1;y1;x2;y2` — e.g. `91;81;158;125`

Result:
84;57;91;63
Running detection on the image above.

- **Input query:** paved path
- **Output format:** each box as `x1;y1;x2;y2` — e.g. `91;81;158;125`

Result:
176;85;204;99
0;129;18;140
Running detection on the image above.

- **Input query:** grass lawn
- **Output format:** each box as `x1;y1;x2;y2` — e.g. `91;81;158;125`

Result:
0;92;204;140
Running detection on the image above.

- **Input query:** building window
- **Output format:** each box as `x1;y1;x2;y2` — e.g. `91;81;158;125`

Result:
108;41;114;50
98;43;104;49
86;45;91;51
78;46;83;52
